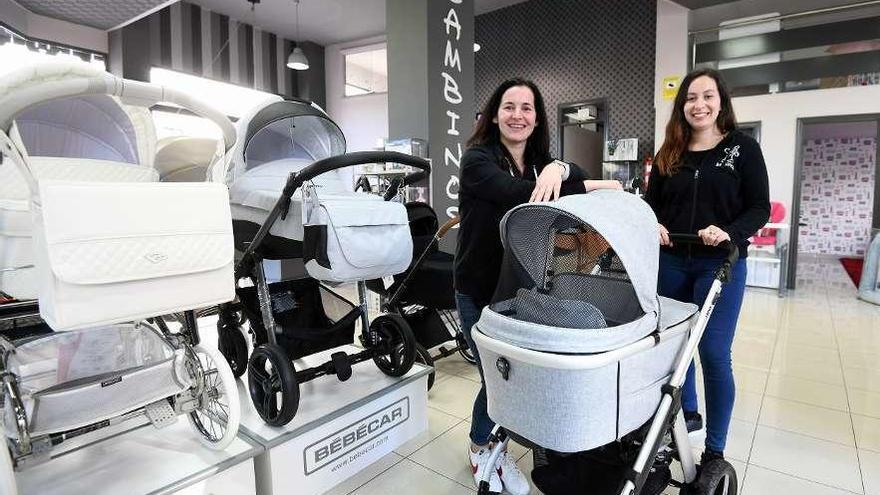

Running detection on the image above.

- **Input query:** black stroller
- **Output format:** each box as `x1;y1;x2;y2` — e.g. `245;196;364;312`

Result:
367;203;475;390
214;97;431;426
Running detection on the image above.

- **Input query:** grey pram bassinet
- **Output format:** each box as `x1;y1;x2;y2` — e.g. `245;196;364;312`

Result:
471;190;699;453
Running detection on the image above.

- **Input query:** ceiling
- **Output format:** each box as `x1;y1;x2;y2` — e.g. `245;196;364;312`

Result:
669;0;743;8
14;0;529;45
14;0;173;30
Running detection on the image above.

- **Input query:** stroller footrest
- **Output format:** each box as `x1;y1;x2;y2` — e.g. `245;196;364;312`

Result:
331;351;352;381
144;398;178;429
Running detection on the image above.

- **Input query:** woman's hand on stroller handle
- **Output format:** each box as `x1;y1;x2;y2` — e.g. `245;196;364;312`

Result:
665;233;740;282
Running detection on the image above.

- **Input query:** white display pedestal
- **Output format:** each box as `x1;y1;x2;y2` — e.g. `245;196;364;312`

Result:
237;345;430;495
14;417;262;495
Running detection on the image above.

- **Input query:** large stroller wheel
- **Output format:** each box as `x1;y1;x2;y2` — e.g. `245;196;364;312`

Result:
217;318;249;379
414;343;435;391
369;314;417;377
684;459;737;495
187;345;241;451
248;343;300;426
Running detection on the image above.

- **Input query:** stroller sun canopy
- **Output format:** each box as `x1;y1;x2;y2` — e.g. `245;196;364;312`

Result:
239;100;345;173
501;190;660;317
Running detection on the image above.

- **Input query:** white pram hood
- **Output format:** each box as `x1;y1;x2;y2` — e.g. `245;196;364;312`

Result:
479;190;667;354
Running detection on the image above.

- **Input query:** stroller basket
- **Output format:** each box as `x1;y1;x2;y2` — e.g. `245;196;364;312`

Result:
5;324;185;437
236;278;356;359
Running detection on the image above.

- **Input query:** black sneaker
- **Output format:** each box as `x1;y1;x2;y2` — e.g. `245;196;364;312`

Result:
700;448;724;465
684;411;703;432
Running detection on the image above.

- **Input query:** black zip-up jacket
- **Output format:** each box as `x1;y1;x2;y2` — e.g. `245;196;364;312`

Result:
645;130;770;258
454;143;588;306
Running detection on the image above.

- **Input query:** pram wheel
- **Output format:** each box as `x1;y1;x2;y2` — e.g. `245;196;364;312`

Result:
217;319;249;378
248;343;300;426
686;458;737;495
369;314;417;377
414;343;435;391
187;345;241;451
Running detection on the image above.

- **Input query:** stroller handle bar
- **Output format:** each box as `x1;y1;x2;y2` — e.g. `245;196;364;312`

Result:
437;216;460;238
294;151;430;189
666;233;739;283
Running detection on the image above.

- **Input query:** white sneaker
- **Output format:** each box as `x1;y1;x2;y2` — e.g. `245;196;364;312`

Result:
496;450;530;495
469;447;503;494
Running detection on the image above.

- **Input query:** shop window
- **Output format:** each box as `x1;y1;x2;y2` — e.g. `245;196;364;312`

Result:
344;47;387;96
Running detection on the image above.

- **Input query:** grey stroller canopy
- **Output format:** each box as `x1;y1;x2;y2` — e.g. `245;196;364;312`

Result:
486;190;664;354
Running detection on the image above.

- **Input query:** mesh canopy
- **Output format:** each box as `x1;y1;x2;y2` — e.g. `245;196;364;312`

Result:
499;190;659;316
15;95;144;164
223;97;346;185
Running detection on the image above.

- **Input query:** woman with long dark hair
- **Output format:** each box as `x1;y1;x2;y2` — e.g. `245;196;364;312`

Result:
646;68;769;464
455;77;621;494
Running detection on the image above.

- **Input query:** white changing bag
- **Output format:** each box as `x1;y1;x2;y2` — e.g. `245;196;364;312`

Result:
33;181;235;330
302;187;413;284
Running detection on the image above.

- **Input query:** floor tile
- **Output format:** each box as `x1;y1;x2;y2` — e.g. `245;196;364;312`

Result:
426;374;482;419
741;465;857;495
764;373;849;411
758;396;854;446
861;448;880;495
351;458;474;495
750;426;862;493
395;407;463;457
733;366;769;395
851;388;880;419
324;452;404;495
854;414;880;453
724;418;756;463
846;368;880;394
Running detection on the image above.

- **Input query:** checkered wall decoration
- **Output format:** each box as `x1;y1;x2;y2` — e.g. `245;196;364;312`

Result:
474;0;657;160
798;137;877;256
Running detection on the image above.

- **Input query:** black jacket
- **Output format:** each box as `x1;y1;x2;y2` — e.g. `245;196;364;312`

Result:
454;144;588;306
645;130;770;258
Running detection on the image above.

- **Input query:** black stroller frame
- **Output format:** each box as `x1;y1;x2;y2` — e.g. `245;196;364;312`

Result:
219;151;431;427
477;235;741;495
368;213;475;391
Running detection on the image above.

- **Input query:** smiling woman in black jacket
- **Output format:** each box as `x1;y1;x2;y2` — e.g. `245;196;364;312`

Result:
454;77;621;495
646;68;769;466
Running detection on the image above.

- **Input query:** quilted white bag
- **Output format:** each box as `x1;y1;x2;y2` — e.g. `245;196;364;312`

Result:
302;190;412;284
33;181;235;330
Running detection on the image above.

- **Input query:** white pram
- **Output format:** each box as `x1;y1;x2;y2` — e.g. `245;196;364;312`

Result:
0;62;241;493
471;191;740;495
211;97;431;426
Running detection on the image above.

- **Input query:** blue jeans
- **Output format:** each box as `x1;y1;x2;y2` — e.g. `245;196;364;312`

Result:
456;292;495;445
657;251;747;453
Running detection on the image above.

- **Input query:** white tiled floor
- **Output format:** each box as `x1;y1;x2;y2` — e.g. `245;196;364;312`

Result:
328;255;880;494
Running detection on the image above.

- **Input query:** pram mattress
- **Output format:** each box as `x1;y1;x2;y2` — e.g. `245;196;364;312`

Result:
5;324;187;437
473;296;698;453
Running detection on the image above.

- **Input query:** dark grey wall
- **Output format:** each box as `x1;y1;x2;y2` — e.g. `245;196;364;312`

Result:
475;0;657;161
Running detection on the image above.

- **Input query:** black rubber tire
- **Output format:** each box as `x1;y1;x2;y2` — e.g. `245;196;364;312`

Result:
369;314;417;377
218;322;249;379
456;331;477;364
248;343;299;427
414;343;435;391
692;458;737;495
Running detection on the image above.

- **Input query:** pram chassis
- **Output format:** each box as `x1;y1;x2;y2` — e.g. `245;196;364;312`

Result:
223;151;430;427
476;235;740;495
376;215;476;390
0;309;240;483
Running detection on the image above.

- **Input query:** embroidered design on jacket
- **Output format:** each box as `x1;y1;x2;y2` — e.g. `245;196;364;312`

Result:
716;145;740;171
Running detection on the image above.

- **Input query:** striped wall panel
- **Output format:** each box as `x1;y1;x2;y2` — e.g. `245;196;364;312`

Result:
112;1;323;106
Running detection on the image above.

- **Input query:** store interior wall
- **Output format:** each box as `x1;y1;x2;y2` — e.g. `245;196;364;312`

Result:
325;36;389;153
0;0;107;53
474;0;658;161
798;121;877;257
108;1;324;105
654;0;689;154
